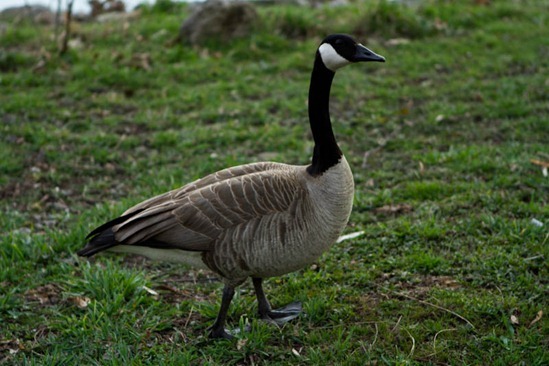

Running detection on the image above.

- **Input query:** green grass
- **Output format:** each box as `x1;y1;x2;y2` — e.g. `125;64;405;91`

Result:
1;0;548;364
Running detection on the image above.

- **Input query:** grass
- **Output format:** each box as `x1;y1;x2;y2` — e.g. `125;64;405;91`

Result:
1;0;548;364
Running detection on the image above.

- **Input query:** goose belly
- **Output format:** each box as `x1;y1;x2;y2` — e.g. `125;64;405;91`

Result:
210;185;354;279
109;245;208;269
253;216;349;277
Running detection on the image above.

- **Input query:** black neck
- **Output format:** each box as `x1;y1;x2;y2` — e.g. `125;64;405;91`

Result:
306;52;342;176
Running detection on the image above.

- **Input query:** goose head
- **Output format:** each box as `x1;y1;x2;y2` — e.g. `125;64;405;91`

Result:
318;34;385;72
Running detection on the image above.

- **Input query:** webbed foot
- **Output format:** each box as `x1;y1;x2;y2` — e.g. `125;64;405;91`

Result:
262;301;302;325
208;325;234;339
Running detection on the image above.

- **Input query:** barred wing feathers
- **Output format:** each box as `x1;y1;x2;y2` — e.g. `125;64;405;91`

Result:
78;163;306;256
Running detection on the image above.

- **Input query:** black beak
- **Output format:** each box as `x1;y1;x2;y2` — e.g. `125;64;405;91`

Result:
354;44;385;62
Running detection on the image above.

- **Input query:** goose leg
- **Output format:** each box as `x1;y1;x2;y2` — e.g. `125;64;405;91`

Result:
252;277;302;325
208;284;235;339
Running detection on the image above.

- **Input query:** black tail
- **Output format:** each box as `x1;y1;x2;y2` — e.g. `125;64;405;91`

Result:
77;228;117;257
77;210;145;257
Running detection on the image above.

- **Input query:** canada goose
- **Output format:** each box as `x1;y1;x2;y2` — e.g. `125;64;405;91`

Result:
78;34;385;339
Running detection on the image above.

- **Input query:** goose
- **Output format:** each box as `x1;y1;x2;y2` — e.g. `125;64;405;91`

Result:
78;34;385;339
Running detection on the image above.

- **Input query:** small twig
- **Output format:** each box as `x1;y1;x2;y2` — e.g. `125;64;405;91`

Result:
392;315;402;332
389;289;475;329
30;350;46;358
524;254;544;261
183;305;195;329
432;328;456;354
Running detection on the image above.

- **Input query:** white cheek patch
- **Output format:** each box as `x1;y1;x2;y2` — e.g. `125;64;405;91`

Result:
318;43;351;72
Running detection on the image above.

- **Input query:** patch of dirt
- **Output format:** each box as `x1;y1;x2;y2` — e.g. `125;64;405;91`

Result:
357;291;389;314
24;283;63;306
373;203;413;216
381;273;461;298
0;179;34;202
355;275;462;327
0;339;23;364
410;275;460;296
112;120;151;135
1;325;58;364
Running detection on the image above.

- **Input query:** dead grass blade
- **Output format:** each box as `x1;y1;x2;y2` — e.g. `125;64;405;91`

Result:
405;329;416;358
432;328;457;354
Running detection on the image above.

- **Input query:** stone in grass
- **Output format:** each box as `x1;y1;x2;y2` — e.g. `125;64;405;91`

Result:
0;5;54;25
179;0;258;45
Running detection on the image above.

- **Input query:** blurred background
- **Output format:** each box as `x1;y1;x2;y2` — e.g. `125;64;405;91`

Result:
1;0;547;364
1;0;150;13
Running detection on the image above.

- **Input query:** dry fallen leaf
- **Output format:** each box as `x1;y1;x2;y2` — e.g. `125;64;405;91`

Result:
529;310;543;328
510;314;519;325
292;348;300;357
70;296;91;309
531;159;549;177
32;59;47;73
374;204;413;215
236;338;247;351
530;159;549;168
142;285;159;297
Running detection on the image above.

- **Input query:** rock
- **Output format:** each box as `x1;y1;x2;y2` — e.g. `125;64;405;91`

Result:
179;0;258;45
0;5;55;25
96;10;140;23
68;38;85;50
90;0;126;18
